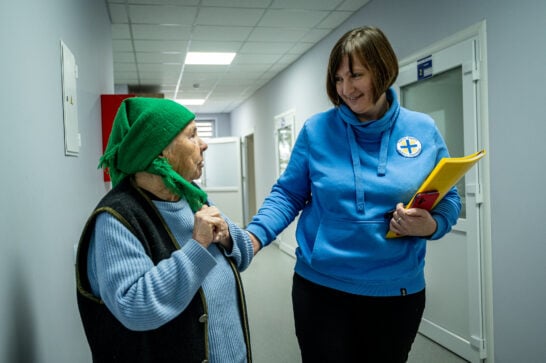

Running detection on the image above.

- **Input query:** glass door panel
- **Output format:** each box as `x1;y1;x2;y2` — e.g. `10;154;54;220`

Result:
400;66;467;217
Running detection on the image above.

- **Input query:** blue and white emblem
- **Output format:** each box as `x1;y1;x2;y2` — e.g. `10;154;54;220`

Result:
396;136;422;158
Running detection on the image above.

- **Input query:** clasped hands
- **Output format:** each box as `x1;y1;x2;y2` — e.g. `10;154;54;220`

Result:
193;205;232;249
389;202;437;237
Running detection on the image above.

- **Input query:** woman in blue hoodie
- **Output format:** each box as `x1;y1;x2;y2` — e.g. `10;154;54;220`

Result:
246;26;461;362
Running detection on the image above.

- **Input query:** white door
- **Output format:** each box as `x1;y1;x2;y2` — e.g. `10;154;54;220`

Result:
200;137;244;227
241;133;257;227
396;29;487;362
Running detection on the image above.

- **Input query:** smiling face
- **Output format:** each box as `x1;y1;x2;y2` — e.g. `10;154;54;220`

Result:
326;27;399;119
162;121;208;182
335;55;387;122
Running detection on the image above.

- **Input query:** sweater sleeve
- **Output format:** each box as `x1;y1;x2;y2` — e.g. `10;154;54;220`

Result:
429;186;462;240
428;126;463;240
222;214;254;271
88;212;217;331
204;198;253;270
246;123;311;246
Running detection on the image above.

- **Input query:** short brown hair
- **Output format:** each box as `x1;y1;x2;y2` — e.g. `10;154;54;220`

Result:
326;26;399;106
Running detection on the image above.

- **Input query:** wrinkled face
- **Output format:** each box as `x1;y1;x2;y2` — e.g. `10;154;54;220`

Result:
335;55;382;122
162;121;208;182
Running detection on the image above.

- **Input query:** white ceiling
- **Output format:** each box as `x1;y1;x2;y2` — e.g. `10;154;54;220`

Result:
107;0;370;113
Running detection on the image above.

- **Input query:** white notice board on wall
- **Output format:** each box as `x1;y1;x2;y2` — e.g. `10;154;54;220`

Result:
273;110;298;256
274;110;296;177
61;41;80;156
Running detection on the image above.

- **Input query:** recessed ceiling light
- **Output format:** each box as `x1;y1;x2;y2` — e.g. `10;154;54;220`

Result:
184;52;236;65
175;99;205;106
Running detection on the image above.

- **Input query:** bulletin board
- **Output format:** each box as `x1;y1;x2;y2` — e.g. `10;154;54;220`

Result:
60;41;79;156
274;110;296;177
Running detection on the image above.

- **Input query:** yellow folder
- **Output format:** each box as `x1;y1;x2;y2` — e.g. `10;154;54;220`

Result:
386;149;486;238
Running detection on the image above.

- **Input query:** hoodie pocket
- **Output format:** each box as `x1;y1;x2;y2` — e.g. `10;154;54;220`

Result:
310;216;419;282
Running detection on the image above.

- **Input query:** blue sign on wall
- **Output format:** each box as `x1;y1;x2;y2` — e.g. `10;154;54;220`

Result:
417;55;433;80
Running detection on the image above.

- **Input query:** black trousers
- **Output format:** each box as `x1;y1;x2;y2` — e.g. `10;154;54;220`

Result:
292;273;425;363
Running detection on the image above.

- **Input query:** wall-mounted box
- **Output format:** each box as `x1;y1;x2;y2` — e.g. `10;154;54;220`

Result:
61;41;80;156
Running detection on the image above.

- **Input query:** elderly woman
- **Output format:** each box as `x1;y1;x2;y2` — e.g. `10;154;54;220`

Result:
76;98;255;363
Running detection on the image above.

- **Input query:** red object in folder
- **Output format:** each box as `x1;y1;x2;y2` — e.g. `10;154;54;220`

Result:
408;190;440;211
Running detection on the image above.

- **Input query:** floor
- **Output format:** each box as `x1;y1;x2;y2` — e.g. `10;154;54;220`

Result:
242;244;469;363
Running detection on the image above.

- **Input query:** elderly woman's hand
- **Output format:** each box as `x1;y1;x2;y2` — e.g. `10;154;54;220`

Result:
192;205;231;249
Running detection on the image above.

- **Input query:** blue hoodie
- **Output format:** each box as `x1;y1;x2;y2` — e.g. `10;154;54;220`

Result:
247;88;461;296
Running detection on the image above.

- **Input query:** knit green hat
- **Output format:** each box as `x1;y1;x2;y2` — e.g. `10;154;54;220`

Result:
99;97;207;212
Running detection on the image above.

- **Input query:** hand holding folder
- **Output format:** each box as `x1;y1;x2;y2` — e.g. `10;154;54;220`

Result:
386;149;486;238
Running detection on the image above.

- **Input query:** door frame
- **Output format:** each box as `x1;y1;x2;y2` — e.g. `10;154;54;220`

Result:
241;132;257;227
396;21;493;362
201;136;245;227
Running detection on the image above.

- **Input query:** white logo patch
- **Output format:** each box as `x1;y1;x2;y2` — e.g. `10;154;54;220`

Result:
396;136;422;158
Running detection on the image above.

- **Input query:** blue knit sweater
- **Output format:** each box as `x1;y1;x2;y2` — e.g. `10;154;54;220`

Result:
247;88;461;297
88;197;253;363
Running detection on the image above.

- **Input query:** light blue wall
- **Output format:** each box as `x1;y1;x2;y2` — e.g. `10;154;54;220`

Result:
232;0;546;362
0;0;112;361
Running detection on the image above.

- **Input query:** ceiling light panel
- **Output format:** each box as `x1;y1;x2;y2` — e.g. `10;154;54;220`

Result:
185;52;236;65
176;99;205;106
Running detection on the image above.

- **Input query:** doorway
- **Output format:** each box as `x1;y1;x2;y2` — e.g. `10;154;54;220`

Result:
396;22;490;362
241;133;257;227
201;137;244;226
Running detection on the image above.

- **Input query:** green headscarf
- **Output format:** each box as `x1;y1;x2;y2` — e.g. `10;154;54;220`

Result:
99;97;207;212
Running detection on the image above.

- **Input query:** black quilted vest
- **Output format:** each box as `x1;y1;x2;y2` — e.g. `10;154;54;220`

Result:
75;177;251;363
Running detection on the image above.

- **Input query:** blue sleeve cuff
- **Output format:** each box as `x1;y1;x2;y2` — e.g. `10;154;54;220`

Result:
246;224;270;248
429;213;448;240
181;239;218;273
225;222;253;270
